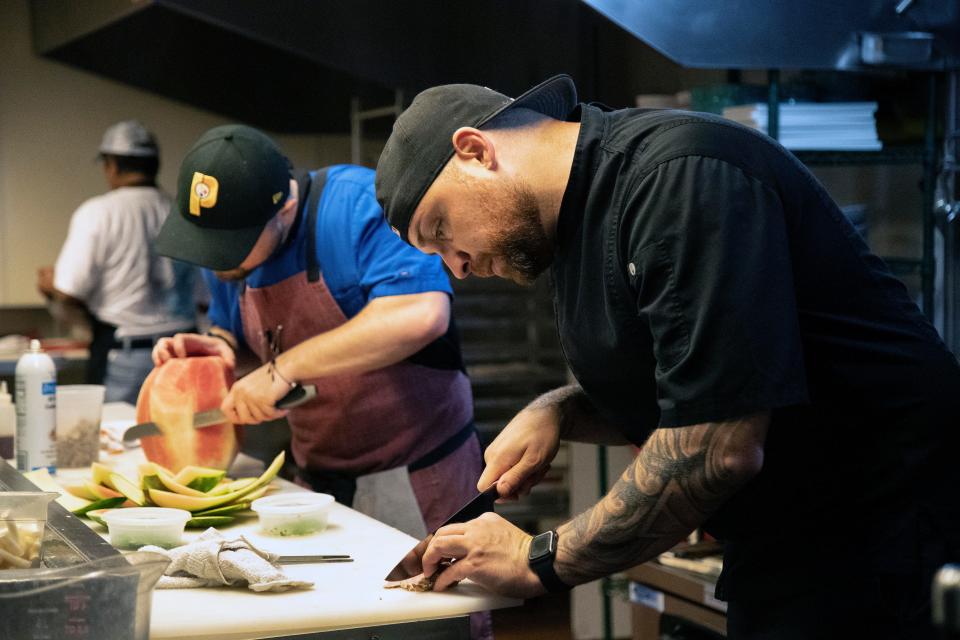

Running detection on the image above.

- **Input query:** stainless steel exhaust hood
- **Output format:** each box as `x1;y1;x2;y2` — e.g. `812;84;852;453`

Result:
581;0;960;70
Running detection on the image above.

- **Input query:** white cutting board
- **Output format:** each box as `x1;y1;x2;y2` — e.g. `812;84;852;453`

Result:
55;449;520;639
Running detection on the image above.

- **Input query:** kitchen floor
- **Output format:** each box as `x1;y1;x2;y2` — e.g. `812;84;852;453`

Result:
492;591;573;640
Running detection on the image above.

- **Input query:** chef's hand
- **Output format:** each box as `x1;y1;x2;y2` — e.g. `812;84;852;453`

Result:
220;361;291;425
477;404;561;501
36;266;55;298
153;333;236;369
421;512;545;598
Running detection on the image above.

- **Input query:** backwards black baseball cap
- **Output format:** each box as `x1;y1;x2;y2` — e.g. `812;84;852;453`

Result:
375;74;578;243
156;124;291;271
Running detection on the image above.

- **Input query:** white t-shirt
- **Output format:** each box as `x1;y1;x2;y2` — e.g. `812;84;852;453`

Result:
54;186;195;338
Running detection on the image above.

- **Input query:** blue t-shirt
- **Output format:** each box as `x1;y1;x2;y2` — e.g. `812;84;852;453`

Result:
204;165;453;347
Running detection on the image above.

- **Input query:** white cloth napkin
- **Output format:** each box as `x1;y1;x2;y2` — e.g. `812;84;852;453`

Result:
141;528;314;592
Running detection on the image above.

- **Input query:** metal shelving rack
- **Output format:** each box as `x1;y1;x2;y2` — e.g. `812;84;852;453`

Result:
765;69;940;318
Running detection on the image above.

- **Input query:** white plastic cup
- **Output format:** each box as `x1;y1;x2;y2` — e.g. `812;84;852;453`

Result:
251;493;334;536
55;385;105;468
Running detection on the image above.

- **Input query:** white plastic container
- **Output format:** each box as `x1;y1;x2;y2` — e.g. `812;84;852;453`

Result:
14;340;57;471
251;493;334;536
0;381;15;460
102;508;191;550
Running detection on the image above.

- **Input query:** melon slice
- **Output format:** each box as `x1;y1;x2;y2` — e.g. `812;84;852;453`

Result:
155;470;208;497
208;478;256;496
85;481;123;500
86;508;116;527
72;496;125;516
148;450;284;512
187;516;236;528
136;356;241;472
110;473;146;507
174;466;226;493
193;502;251;517
91;462;117;489
22;468;91;512
63;484;99;501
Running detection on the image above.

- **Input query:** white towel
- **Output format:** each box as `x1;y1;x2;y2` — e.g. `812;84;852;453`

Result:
141;528;314;592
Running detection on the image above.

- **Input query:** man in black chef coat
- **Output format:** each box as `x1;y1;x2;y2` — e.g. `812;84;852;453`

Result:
374;74;960;639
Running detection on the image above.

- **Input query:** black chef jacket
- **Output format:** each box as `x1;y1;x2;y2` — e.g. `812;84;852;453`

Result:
552;103;960;603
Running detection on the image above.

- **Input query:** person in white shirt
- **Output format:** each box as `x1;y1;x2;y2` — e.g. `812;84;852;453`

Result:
37;120;198;403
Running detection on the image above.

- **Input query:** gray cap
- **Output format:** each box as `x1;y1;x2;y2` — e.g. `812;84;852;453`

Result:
375;74;577;243
98;120;159;158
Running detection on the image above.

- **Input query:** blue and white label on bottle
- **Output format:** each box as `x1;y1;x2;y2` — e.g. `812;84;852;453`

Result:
41;381;56;395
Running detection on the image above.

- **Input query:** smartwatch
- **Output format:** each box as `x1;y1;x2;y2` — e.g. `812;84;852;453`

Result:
528;530;571;593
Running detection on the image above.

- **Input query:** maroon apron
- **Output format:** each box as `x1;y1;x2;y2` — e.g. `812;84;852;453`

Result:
238;171;481;530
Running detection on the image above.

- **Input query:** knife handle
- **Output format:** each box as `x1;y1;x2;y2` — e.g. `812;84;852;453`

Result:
276;383;317;409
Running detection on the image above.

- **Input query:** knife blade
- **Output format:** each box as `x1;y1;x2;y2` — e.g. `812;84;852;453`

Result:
383;485;499;581
122;383;317;441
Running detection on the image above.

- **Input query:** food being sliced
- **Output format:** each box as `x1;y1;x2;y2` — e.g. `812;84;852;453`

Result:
155;470;208;497
135;356;241;472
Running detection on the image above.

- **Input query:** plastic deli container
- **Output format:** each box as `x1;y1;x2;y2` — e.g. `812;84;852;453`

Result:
251;493;334;536
0;492;57;570
102;508;191;550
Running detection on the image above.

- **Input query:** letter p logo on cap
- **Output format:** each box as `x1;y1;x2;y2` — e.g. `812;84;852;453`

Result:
189;172;219;216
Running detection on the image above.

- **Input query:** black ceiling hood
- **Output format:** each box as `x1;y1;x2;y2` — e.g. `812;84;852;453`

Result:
30;0;587;134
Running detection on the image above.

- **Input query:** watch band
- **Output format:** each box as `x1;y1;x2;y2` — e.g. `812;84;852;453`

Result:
529;531;572;593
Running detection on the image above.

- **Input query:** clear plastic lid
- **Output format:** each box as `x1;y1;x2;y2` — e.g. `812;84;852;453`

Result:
102;507;191;528
251;493;333;515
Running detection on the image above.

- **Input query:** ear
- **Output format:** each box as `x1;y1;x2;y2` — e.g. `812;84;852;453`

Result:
450;127;497;170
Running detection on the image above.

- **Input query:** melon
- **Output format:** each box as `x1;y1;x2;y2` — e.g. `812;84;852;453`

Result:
135;356;241;473
174;466;227;492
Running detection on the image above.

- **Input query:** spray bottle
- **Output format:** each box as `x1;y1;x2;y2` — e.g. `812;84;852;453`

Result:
15;339;57;471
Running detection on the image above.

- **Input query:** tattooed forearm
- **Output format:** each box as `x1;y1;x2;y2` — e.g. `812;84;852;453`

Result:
528;384;632;445
554;414;769;585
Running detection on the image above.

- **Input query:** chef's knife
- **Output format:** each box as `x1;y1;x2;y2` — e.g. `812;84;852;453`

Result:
383;485;499;581
122;383;317;441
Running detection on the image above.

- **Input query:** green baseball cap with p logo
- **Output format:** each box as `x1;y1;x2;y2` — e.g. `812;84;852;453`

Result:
156;124;291;270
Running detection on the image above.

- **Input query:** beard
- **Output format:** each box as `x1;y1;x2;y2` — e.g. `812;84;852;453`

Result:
487;179;553;285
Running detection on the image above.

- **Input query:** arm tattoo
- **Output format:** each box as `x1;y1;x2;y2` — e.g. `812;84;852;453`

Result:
555;417;765;585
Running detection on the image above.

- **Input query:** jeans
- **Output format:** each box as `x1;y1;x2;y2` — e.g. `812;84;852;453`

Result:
104;348;154;405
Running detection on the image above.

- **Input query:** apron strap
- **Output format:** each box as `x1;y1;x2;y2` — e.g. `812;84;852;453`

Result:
304;168;330;283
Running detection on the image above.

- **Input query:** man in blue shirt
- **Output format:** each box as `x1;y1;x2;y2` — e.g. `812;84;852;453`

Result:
153;127;490;637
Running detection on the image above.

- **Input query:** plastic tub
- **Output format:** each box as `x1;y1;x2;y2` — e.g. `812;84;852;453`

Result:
0;550;169;640
55;384;106;468
102;508;191;550
0;492;57;570
251;493;334;536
